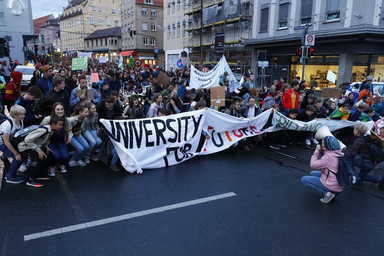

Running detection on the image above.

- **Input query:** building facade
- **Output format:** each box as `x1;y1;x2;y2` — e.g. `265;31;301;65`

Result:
183;0;253;73
84;27;122;61
121;0;164;67
243;0;384;87
59;0;121;55
0;0;34;62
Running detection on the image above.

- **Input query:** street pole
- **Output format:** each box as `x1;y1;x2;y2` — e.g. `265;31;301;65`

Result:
199;0;203;67
301;25;308;81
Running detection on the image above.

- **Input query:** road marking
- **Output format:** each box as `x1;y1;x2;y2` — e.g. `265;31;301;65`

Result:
24;192;237;241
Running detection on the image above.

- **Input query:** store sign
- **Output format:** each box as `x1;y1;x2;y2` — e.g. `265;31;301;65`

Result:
9;0;25;16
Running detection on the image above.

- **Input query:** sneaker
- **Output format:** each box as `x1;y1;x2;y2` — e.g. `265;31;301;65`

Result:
320;192;336;203
48;167;56;177
76;160;86;167
36;176;51;181
110;164;120;172
305;139;311;146
243;145;250;151
269;144;280;150
83;156;90;164
311;138;319;145
6;177;24;184
60;165;67;173
88;154;98;161
68;160;76;168
19;162;28;172
26;180;45;188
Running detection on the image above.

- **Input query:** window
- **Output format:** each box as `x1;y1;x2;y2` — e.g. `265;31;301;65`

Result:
278;3;289;28
96;39;98;47
177;0;181;11
115;20;119;26
167;25;171;39
142;22;148;31
259;7;269;32
98;18;103;25
105;38;108;45
177;22;180;37
182;20;186;37
131;7;134;14
0;12;4;25
107;19;111;26
89;17;94;25
301;0;313;24
100;39;103;46
151;9;156;16
92;6;96;11
150;38;156;45
112;8;116;13
87;41;89;48
151;23;156;31
326;0;340;20
172;1;175;13
145;0;152;3
168;3;171;14
172;23;176;38
98;6;102;12
142;7;147;15
41;35;45;43
143;37;148;45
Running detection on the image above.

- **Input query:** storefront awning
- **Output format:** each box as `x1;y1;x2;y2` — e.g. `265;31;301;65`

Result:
119;50;134;56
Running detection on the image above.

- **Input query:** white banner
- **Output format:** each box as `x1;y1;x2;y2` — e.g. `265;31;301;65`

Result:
78;52;92;58
100;110;374;173
190;56;240;91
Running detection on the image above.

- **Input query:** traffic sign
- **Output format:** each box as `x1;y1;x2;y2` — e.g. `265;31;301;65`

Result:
294;26;306;30
202;67;209;72
177;59;183;68
305;35;315;46
134;59;143;67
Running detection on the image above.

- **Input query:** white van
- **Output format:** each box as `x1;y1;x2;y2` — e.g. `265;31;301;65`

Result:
14;65;35;88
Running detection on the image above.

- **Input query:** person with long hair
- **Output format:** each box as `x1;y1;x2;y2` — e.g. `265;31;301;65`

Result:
83;103;102;162
41;102;72;176
67;104;90;167
127;96;145;119
166;94;184;114
146;93;164;117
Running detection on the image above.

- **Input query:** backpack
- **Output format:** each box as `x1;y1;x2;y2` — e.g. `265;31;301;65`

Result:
11;125;48;149
331;156;361;186
361;136;384;163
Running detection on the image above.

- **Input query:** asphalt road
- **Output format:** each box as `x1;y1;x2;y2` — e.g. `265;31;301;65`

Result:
1;142;384;256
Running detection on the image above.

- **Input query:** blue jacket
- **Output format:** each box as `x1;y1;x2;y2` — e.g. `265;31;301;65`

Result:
36;76;53;96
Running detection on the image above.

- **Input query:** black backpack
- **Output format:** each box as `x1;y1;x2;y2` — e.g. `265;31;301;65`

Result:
330;156;361;186
361;136;384;163
11;125;48;149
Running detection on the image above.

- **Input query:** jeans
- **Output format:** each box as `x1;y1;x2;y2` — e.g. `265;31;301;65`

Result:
0;144;22;179
83;129;102;154
301;171;333;195
111;148;119;165
48;142;69;165
70;135;90;161
353;156;382;183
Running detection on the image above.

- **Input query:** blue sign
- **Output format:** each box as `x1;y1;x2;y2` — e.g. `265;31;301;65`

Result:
154;48;159;54
294;26;306;30
177;59;183;68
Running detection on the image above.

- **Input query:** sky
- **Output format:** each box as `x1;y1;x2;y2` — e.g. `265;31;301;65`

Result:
31;0;69;19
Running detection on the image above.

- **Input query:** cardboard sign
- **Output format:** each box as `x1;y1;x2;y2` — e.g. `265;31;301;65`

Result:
91;73;99;83
371;131;384;148
181;57;191;66
99;56;106;63
210;86;226;107
157;72;170;87
62;56;72;66
72;57;88;70
76;89;94;100
52;52;61;63
321;88;341;99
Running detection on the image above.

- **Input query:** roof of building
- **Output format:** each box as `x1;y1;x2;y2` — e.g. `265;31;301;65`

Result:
65;0;86;10
85;27;122;40
33;15;53;34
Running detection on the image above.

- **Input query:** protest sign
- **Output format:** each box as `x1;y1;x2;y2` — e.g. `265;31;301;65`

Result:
91;73;99;83
76;89;94;100
210;86;226;107
72;57;88;70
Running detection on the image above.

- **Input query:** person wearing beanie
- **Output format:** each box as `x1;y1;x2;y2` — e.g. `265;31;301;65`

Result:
301;135;344;203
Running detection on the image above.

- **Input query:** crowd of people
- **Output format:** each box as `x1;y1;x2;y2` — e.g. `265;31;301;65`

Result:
0;61;383;197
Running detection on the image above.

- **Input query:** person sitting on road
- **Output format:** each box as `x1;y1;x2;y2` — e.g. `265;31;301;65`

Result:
224;97;243;118
348;123;384;190
301;136;344;203
328;103;351;120
15;86;43;127
146;93;164;118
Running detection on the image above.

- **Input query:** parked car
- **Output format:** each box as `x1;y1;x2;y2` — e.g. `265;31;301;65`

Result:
14;65;35;88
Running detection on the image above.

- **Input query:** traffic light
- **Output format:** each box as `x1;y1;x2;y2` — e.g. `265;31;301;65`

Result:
129;30;133;37
296;47;302;57
34;44;38;53
308;47;315;57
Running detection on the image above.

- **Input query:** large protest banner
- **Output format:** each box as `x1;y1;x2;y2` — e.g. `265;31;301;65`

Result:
100;109;374;173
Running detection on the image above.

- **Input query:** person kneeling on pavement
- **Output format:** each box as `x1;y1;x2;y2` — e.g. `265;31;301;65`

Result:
18;115;64;188
301;136;344;203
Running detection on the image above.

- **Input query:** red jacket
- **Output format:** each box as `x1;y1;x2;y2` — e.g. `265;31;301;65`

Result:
281;88;299;109
5;71;22;106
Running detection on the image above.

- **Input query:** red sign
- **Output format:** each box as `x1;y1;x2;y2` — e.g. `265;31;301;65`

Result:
134;59;143;67
202;67;209;72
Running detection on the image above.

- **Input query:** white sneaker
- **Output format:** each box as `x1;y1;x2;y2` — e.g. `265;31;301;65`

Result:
305;139;311;146
19;163;27;172
311;138;319;145
60;165;67;173
48;167;56;177
68;160;76;167
76;160;86;167
83;156;90;164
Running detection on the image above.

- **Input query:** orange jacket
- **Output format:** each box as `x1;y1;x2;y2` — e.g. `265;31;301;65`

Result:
357;89;373;106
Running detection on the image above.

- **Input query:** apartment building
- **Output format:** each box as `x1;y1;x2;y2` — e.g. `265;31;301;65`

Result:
59;0;121;55
121;0;164;67
243;0;384;87
84;27;122;61
183;0;253;73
